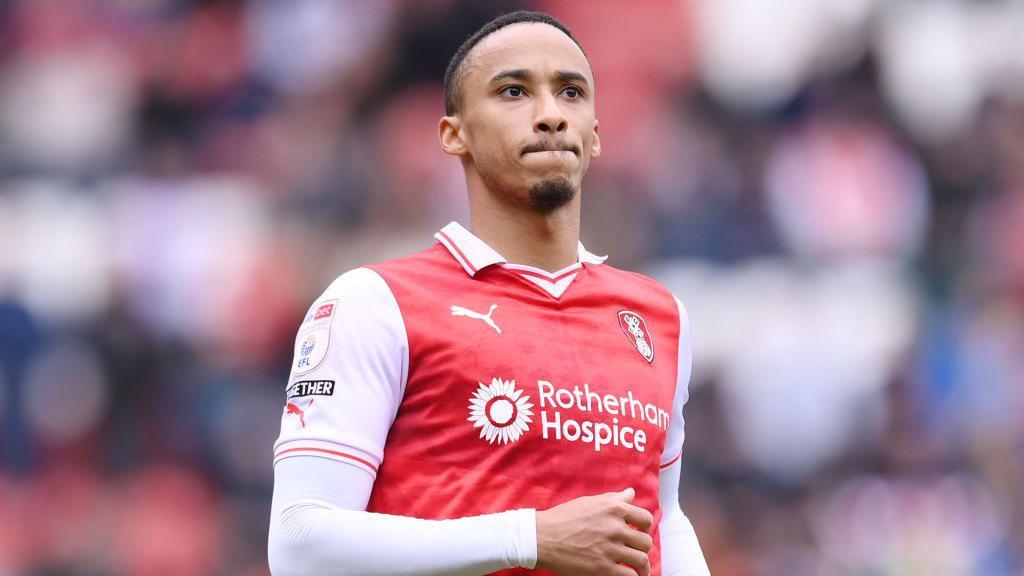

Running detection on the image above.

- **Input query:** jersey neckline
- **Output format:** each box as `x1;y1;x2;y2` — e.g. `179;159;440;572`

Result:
433;221;607;279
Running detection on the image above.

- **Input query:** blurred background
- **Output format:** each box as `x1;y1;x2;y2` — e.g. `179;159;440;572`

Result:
0;0;1022;574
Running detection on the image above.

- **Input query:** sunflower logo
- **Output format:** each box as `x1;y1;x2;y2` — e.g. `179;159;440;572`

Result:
467;378;534;445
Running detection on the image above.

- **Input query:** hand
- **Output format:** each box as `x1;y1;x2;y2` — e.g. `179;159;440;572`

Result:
535;487;654;576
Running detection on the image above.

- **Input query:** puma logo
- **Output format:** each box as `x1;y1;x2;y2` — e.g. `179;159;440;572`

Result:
451;304;501;334
286;399;314;428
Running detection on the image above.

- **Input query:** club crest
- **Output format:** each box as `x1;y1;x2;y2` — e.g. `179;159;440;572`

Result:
618;310;654;363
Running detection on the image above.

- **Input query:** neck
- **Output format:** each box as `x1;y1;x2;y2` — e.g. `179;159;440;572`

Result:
465;172;581;273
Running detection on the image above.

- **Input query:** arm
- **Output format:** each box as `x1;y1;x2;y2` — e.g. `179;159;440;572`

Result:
658;459;710;576
656;297;710;576
268;268;535;575
268;456;536;576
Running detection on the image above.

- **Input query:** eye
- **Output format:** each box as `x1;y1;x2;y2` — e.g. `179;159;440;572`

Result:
500;85;526;98
561;86;583;99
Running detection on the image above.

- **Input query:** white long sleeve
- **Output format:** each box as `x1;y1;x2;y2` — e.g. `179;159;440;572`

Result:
658;297;710;575
658;458;711;576
268;456;537;576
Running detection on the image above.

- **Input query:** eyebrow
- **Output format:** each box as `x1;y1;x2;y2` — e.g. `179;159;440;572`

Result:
488;68;530;84
554;70;590;87
488;68;590;87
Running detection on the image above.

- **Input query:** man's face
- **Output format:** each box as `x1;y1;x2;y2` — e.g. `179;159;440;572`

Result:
444;23;600;212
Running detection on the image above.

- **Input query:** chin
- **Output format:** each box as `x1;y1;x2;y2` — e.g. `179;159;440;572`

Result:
527;176;577;214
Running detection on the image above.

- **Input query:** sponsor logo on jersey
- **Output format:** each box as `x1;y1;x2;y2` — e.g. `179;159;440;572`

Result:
451;303;501;334
537;380;668;453
286;398;315;428
286;379;335;399
300;299;338;330
468;376;670;455
618;310;654;363
314;303;335;320
467;378;533;444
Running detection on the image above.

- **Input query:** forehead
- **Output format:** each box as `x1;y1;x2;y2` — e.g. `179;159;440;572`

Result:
465;22;592;84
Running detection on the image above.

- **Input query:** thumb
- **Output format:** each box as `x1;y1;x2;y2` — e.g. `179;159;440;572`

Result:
616;487;635;502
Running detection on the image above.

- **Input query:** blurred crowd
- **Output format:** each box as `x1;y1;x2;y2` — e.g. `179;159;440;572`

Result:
0;0;1022;574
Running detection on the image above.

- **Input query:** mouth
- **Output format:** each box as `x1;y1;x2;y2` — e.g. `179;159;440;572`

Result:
521;143;580;157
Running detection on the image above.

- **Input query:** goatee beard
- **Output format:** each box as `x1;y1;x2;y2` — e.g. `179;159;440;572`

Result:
529;177;577;213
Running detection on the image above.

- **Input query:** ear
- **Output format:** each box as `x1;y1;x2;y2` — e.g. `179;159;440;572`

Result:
439;115;468;156
590;118;601;159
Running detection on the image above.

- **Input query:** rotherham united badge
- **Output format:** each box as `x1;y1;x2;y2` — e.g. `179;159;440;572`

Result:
618;310;654;363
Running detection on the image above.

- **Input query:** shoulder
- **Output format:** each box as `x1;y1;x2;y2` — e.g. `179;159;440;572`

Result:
314;245;453;300
316;266;392;303
302;266;401;331
589;263;692;342
367;244;456;278
591;263;683;311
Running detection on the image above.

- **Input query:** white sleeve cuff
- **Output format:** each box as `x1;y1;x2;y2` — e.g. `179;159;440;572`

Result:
505;508;538;569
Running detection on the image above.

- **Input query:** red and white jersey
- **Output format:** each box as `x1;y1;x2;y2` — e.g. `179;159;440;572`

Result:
274;222;693;576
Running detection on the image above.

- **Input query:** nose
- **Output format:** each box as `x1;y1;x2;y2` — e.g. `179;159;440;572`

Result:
533;92;568;134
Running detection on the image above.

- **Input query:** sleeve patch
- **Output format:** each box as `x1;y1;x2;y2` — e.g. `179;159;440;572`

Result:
286;380;336;399
292;299;338;375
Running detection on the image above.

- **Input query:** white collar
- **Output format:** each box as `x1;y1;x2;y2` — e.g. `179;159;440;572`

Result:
434;221;607;277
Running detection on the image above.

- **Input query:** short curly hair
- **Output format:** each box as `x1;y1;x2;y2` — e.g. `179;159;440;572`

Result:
443;10;587;116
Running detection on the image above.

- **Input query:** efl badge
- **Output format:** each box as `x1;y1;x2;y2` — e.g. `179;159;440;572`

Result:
292;298;338;375
618;310;654;363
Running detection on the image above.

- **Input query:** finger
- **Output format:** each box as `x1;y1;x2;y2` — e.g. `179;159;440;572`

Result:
612;565;639;576
621;503;654;533
612;547;651;576
620;525;653;553
614;487;635;503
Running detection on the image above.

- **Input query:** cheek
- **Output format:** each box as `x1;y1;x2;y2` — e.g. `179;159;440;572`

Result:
474;127;521;168
471;140;505;172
